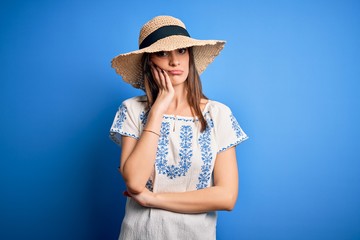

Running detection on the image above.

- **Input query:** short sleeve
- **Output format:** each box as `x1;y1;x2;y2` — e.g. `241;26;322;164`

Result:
213;104;248;153
109;97;145;146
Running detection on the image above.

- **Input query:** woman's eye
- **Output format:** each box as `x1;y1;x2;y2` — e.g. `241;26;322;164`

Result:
178;48;187;54
155;51;168;57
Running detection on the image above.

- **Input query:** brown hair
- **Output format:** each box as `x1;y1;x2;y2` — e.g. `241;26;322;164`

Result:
141;47;208;132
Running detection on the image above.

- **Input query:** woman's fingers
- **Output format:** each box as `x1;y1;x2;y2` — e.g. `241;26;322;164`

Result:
149;63;175;114
151;64;170;91
157;67;167;91
150;64;164;89
150;64;161;88
164;71;173;93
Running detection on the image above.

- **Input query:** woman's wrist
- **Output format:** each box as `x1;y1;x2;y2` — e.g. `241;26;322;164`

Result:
143;129;160;137
148;106;166;119
148;192;160;208
144;109;164;132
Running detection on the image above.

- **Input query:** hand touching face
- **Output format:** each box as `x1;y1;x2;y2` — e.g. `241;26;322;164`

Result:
150;48;190;87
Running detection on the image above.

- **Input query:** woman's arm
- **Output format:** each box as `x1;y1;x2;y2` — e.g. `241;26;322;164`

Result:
120;64;174;194
128;147;239;213
120;112;162;194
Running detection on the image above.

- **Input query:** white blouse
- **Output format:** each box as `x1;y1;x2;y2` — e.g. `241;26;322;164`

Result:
110;95;248;240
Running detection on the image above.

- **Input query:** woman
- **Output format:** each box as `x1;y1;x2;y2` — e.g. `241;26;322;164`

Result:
110;15;248;239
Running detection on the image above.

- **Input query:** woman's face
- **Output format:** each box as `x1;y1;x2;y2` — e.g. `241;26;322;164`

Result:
150;48;190;87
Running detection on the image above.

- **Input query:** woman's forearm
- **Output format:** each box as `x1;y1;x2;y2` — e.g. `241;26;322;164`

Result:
149;186;238;214
126;145;239;214
122;67;176;194
121;110;163;194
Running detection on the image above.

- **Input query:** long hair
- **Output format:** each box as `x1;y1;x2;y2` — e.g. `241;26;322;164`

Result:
141;47;208;132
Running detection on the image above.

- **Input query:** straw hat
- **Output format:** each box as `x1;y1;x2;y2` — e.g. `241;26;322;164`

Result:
111;15;226;89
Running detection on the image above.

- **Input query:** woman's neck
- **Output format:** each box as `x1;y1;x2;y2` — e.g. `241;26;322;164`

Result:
167;85;190;116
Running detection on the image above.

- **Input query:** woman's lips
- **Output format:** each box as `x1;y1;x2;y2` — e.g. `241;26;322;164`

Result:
168;70;183;75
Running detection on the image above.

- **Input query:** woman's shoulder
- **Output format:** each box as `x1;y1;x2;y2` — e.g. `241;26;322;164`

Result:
205;99;232;114
121;95;147;109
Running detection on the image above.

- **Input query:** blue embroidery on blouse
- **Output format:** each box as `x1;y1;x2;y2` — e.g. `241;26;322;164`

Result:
114;104;127;130
145;179;153;192
163;115;199;122
140;111;148;127
196;119;214;190
155;123;193;179
178;125;193;176
156;122;170;174
217;114;248;152
110;104;140;141
230;114;243;138
218;136;248;152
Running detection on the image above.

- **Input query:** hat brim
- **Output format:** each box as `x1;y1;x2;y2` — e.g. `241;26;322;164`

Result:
111;35;226;89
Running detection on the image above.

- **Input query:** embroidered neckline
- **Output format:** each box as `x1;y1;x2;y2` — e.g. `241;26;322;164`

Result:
162;100;211;120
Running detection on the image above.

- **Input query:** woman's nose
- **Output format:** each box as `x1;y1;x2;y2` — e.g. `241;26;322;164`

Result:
169;52;180;66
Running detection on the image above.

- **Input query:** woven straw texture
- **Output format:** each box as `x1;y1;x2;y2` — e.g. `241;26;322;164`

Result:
111;16;225;89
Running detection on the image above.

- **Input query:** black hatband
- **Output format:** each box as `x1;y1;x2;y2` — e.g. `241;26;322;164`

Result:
139;25;190;49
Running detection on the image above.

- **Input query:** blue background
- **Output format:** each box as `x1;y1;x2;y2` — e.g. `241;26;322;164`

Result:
1;0;360;239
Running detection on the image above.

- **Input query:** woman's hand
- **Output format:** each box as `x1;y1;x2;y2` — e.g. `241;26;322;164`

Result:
149;63;174;115
124;188;155;208
119;63;173;195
